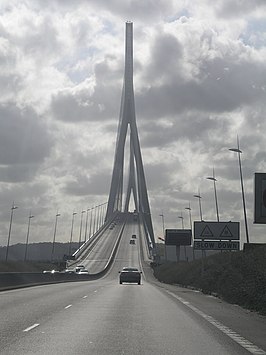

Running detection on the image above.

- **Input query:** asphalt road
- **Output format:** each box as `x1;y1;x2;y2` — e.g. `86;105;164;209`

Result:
1;218;266;354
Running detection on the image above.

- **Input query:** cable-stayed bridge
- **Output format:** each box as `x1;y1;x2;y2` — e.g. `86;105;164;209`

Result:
71;21;156;270
1;22;266;355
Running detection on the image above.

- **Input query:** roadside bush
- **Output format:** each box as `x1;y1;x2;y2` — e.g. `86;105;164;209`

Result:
152;247;266;315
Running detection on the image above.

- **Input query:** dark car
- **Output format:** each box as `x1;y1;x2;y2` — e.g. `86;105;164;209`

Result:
119;267;142;285
132;234;136;239
129;239;135;244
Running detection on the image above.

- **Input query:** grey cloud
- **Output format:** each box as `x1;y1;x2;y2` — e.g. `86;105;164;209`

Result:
0;165;39;183
138;113;229;148
145;32;183;83
143;163;174;194
0;104;52;178
51;54;124;124
215;0;266;18
136;55;266;120
20;17;62;61
63;169;111;196
32;0;174;22
51;81;121;123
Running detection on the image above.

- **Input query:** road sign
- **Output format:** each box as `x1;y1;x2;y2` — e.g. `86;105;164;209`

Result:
194;240;240;250
254;173;266;223
194;221;239;240
165;229;192;246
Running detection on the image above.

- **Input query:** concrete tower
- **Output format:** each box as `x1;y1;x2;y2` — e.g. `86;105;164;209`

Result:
106;22;155;250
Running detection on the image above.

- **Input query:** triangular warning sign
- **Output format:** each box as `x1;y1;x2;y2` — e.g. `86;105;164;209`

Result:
201;225;213;238
220;225;233;238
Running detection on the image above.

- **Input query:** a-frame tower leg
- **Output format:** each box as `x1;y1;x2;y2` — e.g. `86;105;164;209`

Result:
105;22;155;251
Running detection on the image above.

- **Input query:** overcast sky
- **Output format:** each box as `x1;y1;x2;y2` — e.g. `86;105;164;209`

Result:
1;0;266;248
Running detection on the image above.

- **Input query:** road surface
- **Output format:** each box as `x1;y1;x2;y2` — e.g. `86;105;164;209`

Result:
1;218;265;354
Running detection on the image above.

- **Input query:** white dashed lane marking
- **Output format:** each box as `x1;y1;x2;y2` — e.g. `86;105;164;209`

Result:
23;323;40;332
64;304;72;309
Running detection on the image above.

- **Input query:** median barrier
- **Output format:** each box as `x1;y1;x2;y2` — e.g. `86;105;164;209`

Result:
0;215;127;291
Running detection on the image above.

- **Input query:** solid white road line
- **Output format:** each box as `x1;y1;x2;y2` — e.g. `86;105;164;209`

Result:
23;323;40;332
165;290;266;355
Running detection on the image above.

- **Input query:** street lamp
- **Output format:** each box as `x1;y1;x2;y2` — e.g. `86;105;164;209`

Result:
79;210;86;247
178;212;187;261
178;213;184;229
229;137;249;244
84;208;91;242
88;206;94;240
5;202;18;262
24;212;34;262
185;204;192;230
159;213;165;237
68;211;77;256
101;202;108;227
206;168;220;222
185;203;194;260
93;205;98;235
193;191;203;221
96;204;101;231
51;212;60;261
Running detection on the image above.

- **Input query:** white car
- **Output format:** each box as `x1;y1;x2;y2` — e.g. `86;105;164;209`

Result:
77;269;89;274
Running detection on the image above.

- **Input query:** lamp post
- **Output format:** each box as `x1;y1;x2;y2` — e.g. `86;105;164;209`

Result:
24;212;34;261
101;202;108;227
185;204;192;230
206;168;220;222
89;206;94;240
96;204;101;231
84;208;91;242
93;205;97;235
178;213;184;229
68;211;77;256
193;191;203;221
51;212;60;261
229;137;249;244
5;202;18;262
79;210;86;248
159;213;165;237
178;212;187;261
185;204;194;260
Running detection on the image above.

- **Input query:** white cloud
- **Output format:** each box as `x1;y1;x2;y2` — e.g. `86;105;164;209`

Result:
0;0;265;246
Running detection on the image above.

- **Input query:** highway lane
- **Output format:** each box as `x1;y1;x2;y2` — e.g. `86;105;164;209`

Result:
68;214;126;274
0;218;266;354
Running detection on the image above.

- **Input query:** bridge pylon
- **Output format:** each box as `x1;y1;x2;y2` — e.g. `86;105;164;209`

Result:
105;22;156;253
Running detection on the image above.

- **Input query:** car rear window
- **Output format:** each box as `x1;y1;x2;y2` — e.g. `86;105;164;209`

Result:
123;267;138;272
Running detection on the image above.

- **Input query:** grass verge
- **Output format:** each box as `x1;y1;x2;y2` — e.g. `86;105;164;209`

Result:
152;247;266;316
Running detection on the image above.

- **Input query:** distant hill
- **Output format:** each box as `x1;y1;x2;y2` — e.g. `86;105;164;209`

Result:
0;242;80;262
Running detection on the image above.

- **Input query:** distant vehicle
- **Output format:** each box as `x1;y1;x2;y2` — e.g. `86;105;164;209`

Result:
129;239;135;245
42;270;59;274
119;267;142;285
77;269;89;274
75;265;85;273
132;234;136;239
61;269;75;274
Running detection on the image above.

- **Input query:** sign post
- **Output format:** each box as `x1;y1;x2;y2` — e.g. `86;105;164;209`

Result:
164;229;192;262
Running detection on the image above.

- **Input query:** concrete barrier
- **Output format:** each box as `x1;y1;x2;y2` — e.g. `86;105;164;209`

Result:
0;216;126;291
